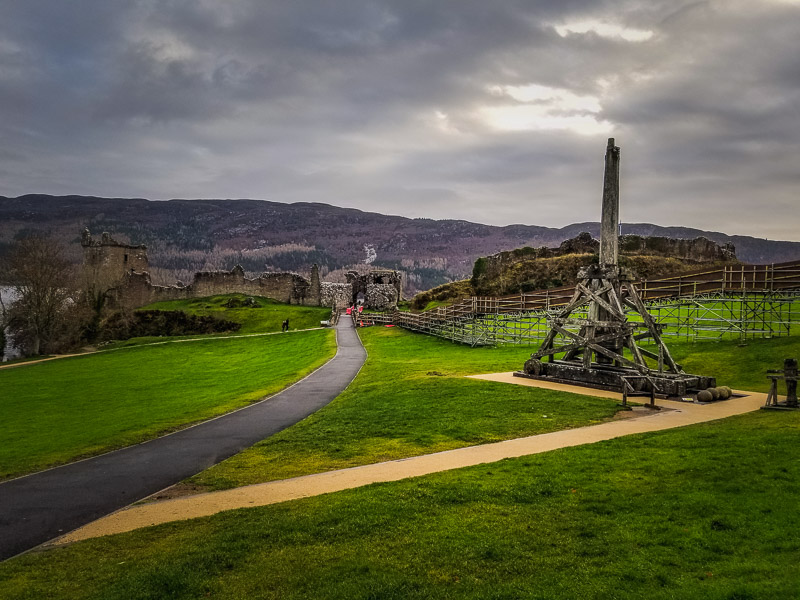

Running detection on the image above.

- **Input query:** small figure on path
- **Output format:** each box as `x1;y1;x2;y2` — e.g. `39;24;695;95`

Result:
281;319;289;332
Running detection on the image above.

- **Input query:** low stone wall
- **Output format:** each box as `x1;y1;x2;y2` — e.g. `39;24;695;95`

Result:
191;267;311;304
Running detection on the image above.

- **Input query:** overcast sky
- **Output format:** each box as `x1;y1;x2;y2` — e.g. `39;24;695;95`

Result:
1;0;799;239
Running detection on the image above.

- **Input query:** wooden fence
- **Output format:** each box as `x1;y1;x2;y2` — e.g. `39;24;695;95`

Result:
356;260;800;345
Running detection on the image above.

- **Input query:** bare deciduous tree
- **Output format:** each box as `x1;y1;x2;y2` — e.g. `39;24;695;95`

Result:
1;236;80;356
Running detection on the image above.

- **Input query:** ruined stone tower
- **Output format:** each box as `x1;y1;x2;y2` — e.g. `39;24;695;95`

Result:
81;228;149;296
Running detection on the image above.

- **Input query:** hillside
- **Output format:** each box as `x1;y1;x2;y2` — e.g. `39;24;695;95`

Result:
2;195;799;295
411;234;741;309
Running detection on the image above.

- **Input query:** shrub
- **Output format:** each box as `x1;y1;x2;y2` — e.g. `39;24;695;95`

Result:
100;310;240;341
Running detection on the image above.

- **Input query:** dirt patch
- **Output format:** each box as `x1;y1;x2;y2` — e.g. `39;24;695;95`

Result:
612;405;674;420
138;482;213;504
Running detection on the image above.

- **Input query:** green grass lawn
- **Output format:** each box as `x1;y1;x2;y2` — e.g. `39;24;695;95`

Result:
138;294;332;334
2;409;798;599
649;334;800;393
187;327;624;490
189;328;800;491
0;329;336;480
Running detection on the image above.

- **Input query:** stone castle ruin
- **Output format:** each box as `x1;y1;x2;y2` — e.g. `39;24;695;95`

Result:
82;229;149;281
81;229;400;311
347;269;402;308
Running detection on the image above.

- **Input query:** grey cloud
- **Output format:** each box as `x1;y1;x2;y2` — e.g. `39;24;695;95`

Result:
0;0;799;240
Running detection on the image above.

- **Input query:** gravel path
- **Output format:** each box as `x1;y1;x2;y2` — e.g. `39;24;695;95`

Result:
0;319;365;560
53;377;767;546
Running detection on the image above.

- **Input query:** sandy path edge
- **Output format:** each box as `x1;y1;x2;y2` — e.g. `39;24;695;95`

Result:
51;374;768;546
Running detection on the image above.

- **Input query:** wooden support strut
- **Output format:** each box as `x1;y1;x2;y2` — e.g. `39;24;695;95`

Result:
543;323;646;372
538;328;634;360
623;282;681;373
576;282;625;320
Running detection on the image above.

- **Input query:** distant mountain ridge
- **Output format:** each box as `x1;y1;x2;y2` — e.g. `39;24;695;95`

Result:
2;194;799;294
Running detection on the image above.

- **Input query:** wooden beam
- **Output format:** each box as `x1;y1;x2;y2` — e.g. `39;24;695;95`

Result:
624;283;681;373
552;318;641;329
555;284;589;318
576;282;625;320
535;326;631;360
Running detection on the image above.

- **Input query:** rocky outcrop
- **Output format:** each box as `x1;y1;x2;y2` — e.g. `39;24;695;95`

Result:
618;235;736;262
473;233;737;292
416;233;741;303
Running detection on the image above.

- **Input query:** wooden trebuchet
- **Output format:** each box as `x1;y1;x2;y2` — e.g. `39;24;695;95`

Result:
515;138;716;398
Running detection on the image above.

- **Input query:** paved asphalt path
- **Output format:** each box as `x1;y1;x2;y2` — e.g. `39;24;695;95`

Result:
0;318;366;560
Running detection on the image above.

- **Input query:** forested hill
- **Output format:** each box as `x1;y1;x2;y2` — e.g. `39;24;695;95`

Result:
2;194;799;294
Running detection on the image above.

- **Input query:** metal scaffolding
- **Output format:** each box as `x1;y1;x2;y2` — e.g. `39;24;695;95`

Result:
363;261;800;347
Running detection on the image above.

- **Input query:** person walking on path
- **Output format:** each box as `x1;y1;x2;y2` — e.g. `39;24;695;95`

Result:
281;319;289;332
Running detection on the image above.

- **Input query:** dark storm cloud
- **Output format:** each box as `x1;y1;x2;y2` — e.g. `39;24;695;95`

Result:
1;0;799;239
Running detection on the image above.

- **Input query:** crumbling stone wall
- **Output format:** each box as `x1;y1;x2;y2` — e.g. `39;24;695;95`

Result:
109;266;321;309
191;266;312;303
84;228;401;311
346;270;402;309
366;284;398;310
320;282;352;309
111;272;174;309
618;235;736;262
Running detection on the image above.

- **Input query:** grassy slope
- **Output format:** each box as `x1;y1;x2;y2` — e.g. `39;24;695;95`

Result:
189;327;623;490
0;329;336;479
2;410;798;599
646;334;800;393
138;294;332;334
410;279;472;310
